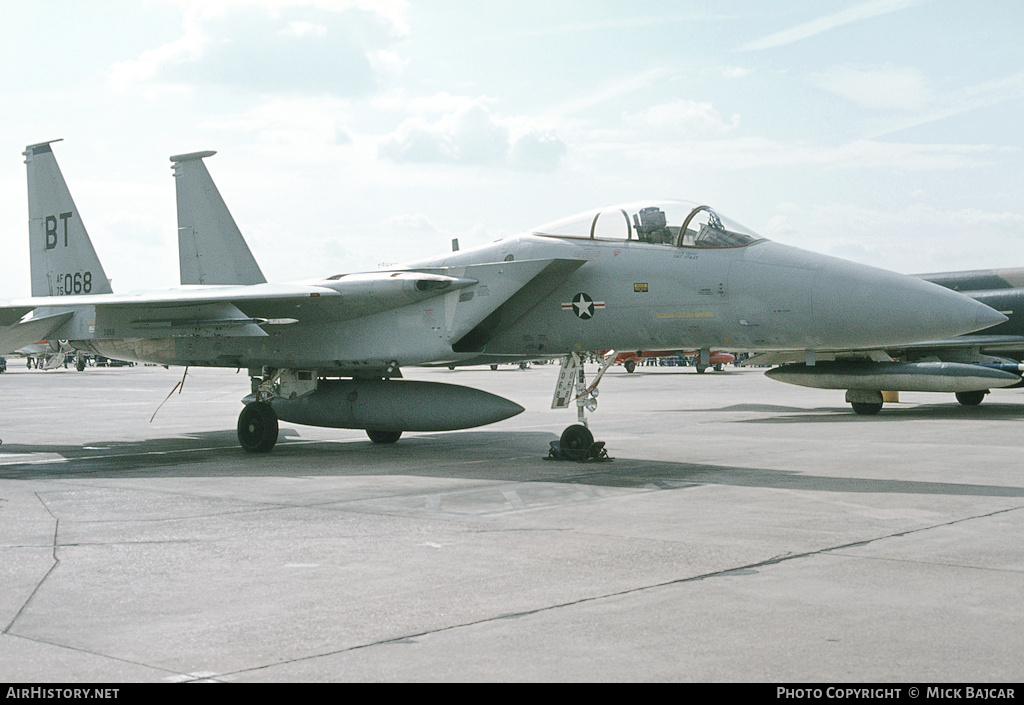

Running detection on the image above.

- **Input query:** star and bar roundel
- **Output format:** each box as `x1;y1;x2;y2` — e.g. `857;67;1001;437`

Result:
561;292;605;320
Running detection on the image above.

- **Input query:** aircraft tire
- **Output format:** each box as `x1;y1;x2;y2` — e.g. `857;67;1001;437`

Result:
490;364;499;371
955;390;987;406
695;364;707;374
560;424;594;461
367;430;402;444
850;401;882;416
76;356;86;372
238;402;279;453
624;360;636;373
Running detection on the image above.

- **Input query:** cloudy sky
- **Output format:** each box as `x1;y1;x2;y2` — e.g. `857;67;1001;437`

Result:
1;0;1023;298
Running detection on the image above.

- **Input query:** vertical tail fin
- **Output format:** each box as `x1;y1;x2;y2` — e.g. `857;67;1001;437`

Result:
171;151;266;286
25;140;113;296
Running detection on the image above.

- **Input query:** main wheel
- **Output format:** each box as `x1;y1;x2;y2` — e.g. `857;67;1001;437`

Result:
367;430;402;444
624;360;636;373
955;390;987;406
237;402;278;453
695;364;707;374
851;401;882;415
559;424;594;460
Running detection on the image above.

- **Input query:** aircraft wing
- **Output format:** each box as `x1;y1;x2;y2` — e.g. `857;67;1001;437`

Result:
1;258;582;352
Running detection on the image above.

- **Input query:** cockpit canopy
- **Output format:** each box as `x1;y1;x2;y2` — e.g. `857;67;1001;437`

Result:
530;201;763;249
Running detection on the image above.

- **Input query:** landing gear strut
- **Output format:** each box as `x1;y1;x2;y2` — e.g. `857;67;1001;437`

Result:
547;352;613;461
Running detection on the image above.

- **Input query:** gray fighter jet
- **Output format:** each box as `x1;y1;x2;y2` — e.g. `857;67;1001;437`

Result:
758;267;1024;413
0;141;1006;453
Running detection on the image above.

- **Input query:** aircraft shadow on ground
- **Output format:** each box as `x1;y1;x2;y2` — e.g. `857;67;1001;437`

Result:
685;402;1024;423
2;429;1022;500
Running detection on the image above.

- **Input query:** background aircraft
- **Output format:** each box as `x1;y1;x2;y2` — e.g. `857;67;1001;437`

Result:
750;267;1024;413
11;341;74;370
0;142;1007;455
612;350;735;374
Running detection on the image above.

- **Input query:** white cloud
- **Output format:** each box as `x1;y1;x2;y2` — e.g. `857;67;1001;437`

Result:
625;99;740;137
721;66;750;79
509;131;567;171
278;20;328;38
107;12;208;97
866;71;1024;138
737;0;928;52
203;96;353;152
587;136;1003;173
379;102;567;171
107;1;408;97
382;213;438;232
369;49;407;75
814;65;932;112
766;201;1024;273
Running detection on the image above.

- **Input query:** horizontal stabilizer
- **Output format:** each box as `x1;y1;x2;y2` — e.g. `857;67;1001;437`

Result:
0;307;34;327
0;311;73;355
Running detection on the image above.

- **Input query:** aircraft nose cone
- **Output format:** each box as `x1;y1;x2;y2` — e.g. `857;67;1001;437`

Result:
730;242;1006;350
972;300;1009;331
811;256;1007;347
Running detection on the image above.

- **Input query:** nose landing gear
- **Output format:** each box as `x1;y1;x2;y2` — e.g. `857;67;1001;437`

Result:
546;352;614;462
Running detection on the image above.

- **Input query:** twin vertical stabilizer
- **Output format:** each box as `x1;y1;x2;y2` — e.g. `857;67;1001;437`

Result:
24;141;113;297
171;151;266;286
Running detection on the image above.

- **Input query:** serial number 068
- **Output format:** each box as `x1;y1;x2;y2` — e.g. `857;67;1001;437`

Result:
57;271;93;295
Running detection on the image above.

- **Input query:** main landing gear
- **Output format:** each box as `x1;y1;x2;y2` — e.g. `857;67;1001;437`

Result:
238;401;278;453
238;370;291;453
546;352;614;462
237;368;407;453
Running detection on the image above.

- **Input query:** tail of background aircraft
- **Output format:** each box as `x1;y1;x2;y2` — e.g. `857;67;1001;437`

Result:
171;150;266;286
25;140;113;297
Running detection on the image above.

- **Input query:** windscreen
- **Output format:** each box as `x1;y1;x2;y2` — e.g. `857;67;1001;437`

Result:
531;201;762;248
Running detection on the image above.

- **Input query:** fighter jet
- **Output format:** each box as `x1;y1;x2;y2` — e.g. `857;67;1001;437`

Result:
757;267;1024;413
0;141;1007;454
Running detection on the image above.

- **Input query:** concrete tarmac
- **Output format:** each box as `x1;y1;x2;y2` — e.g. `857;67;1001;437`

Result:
0;362;1021;682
